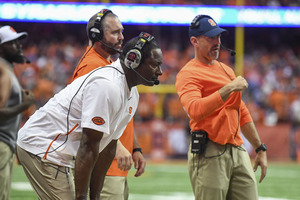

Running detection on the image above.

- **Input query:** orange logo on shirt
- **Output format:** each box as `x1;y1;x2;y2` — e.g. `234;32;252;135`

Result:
208;19;217;26
129;107;133;114
92;117;105;125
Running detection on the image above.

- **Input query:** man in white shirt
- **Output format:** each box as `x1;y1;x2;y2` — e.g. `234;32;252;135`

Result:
17;32;163;200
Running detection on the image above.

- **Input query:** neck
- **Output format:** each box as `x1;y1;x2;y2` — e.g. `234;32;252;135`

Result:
195;56;215;65
0;57;13;68
120;61;137;90
93;44;111;62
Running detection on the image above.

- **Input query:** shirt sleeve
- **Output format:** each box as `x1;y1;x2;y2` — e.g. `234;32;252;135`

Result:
240;100;253;126
175;71;224;122
81;78;121;135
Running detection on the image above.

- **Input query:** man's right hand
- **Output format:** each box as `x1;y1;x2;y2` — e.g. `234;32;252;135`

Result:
230;76;248;92
219;76;248;102
116;140;133;171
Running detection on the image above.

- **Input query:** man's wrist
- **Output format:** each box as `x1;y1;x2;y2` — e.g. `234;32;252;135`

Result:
255;143;267;153
133;148;143;154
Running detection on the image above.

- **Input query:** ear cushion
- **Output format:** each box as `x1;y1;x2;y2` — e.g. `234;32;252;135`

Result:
87;9;112;43
124;49;142;69
89;27;102;43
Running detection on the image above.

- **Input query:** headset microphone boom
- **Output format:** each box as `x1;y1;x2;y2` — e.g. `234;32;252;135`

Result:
124;32;160;86
130;66;160;85
220;44;236;56
98;39;123;54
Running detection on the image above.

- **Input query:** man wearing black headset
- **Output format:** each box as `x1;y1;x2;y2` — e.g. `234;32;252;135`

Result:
71;9;146;200
17;32;163;200
175;15;267;200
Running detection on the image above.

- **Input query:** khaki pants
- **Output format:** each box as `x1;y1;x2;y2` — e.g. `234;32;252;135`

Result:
0;141;14;200
100;176;129;200
17;146;75;200
188;141;258;200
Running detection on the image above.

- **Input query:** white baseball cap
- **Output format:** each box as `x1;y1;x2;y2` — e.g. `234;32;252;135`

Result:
0;25;27;45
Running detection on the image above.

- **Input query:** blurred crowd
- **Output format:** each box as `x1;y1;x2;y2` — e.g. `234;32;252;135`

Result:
3;1;298;128
12;0;300;7
1;1;299;160
4;22;299;129
1;1;300;159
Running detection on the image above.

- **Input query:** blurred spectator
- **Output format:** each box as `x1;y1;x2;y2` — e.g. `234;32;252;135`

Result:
10;0;300;6
1;13;300;160
289;94;300;161
135;93;156;122
0;25;34;200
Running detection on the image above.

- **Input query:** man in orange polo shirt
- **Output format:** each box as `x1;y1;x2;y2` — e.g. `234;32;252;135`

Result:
72;9;146;200
175;15;268;200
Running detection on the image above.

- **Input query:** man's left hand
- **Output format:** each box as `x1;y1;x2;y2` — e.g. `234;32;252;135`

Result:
132;151;146;177
253;151;268;183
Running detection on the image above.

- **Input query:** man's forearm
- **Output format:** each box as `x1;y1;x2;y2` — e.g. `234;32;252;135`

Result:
89;140;117;199
75;143;99;199
241;122;261;149
75;128;103;200
133;130;140;149
0;102;31;121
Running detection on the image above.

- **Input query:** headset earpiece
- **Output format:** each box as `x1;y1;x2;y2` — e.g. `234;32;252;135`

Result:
190;14;211;29
124;32;154;69
88;9;112;43
124;49;142;69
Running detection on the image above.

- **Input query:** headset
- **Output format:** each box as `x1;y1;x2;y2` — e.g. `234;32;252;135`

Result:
88;9;112;44
124;32;154;70
123;32;159;85
74;9;118;74
87;9;122;54
190;15;236;56
190;14;211;29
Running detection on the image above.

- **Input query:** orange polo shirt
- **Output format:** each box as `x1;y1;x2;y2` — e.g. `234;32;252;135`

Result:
72;47;133;176
175;59;253;146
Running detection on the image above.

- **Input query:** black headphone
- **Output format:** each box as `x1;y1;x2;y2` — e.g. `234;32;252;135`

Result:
124;32;154;69
88;9;112;43
190;14;211;29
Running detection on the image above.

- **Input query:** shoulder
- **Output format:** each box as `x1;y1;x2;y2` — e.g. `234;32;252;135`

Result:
218;61;233;71
85;67;123;91
176;59;204;79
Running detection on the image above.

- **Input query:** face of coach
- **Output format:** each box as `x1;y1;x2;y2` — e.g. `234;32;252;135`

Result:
120;36;163;88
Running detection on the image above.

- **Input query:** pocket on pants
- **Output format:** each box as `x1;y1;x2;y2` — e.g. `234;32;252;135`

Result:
204;140;227;158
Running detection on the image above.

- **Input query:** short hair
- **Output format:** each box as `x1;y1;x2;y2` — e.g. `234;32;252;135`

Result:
86;11;118;42
120;35;160;65
101;12;119;31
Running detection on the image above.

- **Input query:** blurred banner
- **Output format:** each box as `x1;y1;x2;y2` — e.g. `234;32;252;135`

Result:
1;1;300;27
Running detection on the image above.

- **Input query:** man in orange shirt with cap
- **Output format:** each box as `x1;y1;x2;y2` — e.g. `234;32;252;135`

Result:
71;9;146;200
176;15;268;200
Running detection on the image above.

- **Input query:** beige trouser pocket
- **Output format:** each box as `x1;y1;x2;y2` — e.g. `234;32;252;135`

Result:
188;142;258;200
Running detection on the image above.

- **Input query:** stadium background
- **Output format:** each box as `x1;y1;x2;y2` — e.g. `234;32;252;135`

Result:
1;0;300;199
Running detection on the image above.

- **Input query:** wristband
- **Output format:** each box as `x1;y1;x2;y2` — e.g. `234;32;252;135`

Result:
133;148;143;154
255;143;267;153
